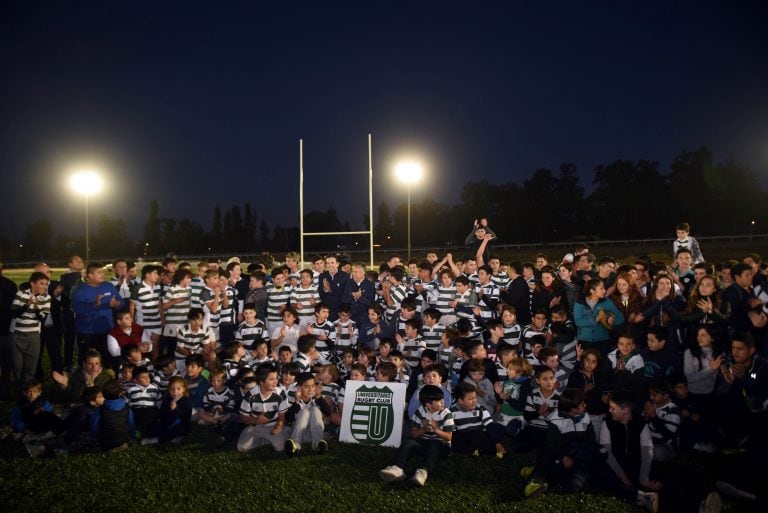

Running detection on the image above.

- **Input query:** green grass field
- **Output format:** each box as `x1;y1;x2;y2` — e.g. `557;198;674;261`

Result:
0;423;725;513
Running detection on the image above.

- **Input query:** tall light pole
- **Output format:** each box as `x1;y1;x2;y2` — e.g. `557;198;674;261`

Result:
395;161;423;261
69;171;102;263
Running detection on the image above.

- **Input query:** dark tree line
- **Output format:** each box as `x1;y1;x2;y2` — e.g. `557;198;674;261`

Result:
6;146;766;260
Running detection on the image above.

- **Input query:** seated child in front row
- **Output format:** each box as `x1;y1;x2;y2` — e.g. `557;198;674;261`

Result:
450;381;506;457
512;366;560;452
523;388;596;498
379;384;456;487
237;363;290;453
148;376;192;445
494;357;534;437
198;369;236;427
91;378;135;452
11;378;62;438
284;372;333;456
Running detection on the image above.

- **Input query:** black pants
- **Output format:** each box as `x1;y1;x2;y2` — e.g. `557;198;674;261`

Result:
452;422;506;455
391;438;451;474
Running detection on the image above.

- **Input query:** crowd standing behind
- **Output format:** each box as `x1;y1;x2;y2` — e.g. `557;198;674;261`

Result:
1;220;767;512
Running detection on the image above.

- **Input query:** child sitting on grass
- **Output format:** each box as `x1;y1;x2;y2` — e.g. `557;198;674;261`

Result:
523;388;596;498
379;384;456;487
199;369;236;426
512;366;560;452
12;378;62;441
450;381;505;457
283;372;332;456
237;363;289;453
91;378;135;452
143;376;192;445
495;357;534;438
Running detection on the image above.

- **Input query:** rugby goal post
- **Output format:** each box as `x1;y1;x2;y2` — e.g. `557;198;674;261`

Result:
299;134;375;269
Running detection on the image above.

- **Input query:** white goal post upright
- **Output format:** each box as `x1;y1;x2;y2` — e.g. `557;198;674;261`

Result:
299;134;375;269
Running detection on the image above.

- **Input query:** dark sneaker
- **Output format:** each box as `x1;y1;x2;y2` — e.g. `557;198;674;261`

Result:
284;439;300;457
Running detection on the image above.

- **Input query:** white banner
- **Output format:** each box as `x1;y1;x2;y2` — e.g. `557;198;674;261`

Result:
339;381;407;448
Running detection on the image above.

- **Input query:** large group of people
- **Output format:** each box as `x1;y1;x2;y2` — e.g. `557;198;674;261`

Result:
1;220;767;512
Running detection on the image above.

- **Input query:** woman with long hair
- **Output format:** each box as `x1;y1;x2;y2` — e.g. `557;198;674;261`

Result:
532;266;567;317
608;272;645;340
573;278;625;356
640;273;686;352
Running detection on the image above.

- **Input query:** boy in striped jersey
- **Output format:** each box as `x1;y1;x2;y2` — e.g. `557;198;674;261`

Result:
293;334;319;373
438;327;460;371
199;369;236;426
161;268;193;358
514;366;560;452
379;384;456;486
500;305;522;350
390;297;418;340
235;303;270;362
333;304;358;357
152;355;181;396
643;381;680;462
11;272;51;389
521;309;550;356
450;275;478;321
399;318;426;370
523;388;596;498
265;269;292;336
382;267;408;321
189;261;208;309
421;308;444;352
450;381;506;456
290;269;319;329
489;255;510;290
284;372;331;456
409;262;438;313
237;363;290;453
216;269;238;344
199;270;222;343
434;269;457;326
175;308;216;373
474;265;500;322
130;265;162;360
305;303;336;363
126;366;160;438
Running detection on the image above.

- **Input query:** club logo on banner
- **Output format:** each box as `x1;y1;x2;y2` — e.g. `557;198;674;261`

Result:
339;381;406;448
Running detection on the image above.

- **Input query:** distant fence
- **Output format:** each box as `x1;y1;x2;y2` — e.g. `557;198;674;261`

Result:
4;233;768;269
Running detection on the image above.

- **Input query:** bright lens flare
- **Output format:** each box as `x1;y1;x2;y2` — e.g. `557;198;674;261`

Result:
69;171;102;195
395;161;423;184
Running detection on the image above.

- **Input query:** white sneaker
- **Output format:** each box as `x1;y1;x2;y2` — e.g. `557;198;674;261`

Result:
411;468;428;487
140;437;159;445
637;491;659;513
379;465;405;482
25;443;47;458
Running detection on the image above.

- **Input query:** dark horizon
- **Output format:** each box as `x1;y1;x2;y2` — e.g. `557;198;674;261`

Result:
2;1;767;244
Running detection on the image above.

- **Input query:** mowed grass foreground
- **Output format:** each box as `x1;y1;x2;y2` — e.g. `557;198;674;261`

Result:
0;423;724;513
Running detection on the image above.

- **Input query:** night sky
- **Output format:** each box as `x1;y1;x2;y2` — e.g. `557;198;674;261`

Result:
2;1;767;242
